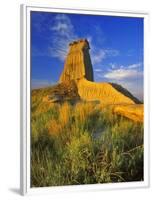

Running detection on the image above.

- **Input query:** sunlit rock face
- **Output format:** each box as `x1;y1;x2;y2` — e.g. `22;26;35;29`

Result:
46;39;143;121
59;39;94;82
77;78;136;105
58;39;141;106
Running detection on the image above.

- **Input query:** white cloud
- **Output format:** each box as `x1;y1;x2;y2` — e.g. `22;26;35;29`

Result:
48;37;71;61
48;14;77;61
48;14;120;63
91;48;119;65
51;23;69;32
109;63;116;69
128;63;142;69
33;13;120;64
94;68;103;72
50;14;74;38
104;68;143;80
91;50;106;64
103;62;143;80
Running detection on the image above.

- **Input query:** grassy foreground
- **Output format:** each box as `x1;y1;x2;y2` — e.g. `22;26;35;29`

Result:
31;88;144;187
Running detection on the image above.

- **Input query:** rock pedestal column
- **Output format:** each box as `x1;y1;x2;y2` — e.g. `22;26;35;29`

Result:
59;39;94;82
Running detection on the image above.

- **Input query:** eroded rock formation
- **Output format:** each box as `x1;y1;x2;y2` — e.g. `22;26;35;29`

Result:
48;80;80;102
43;38;144;121
58;38;140;105
59;39;94;82
77;78;136;105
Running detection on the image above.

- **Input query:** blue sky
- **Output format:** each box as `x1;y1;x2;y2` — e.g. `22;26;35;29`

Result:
31;11;144;100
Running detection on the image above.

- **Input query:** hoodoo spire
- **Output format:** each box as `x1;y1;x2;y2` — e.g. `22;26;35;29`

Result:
59;39;94;82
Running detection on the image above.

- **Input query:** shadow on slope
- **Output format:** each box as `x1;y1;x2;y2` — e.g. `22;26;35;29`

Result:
110;83;141;104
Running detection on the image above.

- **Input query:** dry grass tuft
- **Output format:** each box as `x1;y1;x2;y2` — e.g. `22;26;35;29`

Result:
59;102;71;126
47;119;62;135
74;102;95;123
47;102;71;135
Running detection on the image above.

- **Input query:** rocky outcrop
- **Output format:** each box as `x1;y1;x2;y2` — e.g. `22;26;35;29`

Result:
113;104;143;122
57;38;141;105
47;80;80;103
77;78;136;104
59;39;94;82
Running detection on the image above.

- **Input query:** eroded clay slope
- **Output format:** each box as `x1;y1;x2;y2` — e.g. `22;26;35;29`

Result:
77;78;136;104
113;104;144;122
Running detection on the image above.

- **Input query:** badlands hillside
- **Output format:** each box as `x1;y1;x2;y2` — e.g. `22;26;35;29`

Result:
31;39;144;187
34;39;143;122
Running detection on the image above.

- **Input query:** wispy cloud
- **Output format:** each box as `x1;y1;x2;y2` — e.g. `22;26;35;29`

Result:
50;14;74;37
127;63;142;69
104;68;143;80
49;14;120;63
48;14;77;61
32;13;120;64
91;50;106;64
94;68;103;72
109;63;117;69
103;63;143;80
90;46;119;65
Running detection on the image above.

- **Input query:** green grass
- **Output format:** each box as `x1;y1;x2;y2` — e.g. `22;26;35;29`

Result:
31;89;144;187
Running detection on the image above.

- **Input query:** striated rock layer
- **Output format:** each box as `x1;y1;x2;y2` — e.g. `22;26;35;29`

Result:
46;34;143;120
58;38;141;106
59;39;94;82
77;78;137;105
113;104;143;122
